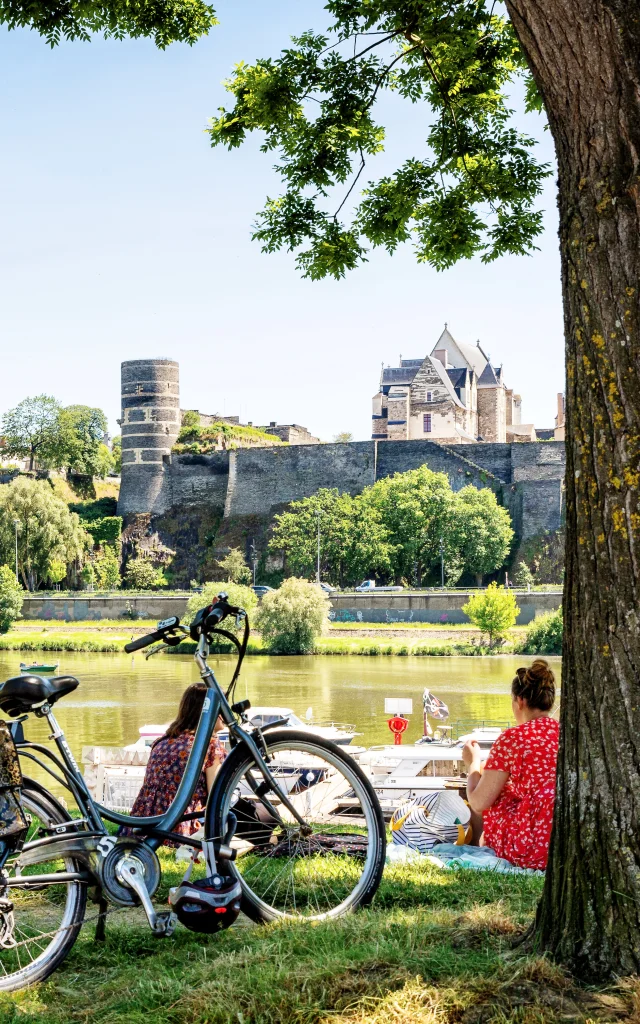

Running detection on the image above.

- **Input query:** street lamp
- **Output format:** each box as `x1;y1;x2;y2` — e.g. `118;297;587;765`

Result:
13;520;19;583
439;537;445;588
250;540;258;587
316;510;321;585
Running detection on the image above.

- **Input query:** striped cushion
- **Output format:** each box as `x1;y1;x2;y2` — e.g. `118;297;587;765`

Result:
390;792;472;852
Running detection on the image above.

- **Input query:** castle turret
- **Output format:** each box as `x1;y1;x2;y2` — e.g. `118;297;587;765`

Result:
117;359;180;517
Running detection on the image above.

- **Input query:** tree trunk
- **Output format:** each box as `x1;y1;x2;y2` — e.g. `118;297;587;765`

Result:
505;0;640;978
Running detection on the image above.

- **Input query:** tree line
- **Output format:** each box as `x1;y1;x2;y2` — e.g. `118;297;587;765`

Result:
270;466;514;588
1;395;119;477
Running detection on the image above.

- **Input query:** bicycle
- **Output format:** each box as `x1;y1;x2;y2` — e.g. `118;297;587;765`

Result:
0;594;386;991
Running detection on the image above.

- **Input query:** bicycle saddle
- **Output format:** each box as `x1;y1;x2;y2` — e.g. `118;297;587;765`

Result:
0;675;79;717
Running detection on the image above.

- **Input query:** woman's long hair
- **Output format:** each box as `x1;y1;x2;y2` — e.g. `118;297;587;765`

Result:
164;683;207;739
511;659;556;712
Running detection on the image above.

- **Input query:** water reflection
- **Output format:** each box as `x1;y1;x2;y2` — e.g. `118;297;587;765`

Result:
0;651;561;762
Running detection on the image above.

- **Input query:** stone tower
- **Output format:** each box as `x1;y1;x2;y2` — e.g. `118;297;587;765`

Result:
118;359;180;517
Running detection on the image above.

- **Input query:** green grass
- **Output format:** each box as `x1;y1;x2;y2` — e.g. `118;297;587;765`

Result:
1;855;629;1024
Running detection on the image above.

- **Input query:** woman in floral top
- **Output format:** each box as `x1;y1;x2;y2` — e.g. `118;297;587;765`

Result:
128;683;226;839
463;659;559;870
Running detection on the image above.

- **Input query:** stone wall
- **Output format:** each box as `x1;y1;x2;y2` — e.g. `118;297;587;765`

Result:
20;590;561;623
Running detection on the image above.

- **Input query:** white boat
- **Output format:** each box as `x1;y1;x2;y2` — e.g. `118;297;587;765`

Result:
123;706;358;754
358;726;503;818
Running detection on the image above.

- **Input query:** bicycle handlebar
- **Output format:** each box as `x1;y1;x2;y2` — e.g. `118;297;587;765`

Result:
124;616;181;654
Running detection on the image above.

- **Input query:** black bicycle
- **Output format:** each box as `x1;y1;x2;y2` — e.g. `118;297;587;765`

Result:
0;595;385;991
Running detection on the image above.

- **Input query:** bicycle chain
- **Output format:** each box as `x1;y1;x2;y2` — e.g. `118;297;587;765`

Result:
0;894;138;953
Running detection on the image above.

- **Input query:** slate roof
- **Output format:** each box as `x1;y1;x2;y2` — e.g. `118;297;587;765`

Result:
477;363;501;387
400;358;424;368
446;367;467;389
381;366;420;386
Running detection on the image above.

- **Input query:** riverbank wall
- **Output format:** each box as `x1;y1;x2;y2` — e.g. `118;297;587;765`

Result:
20;591;562;625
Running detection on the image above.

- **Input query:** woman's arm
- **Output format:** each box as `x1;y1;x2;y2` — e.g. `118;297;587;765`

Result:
462;740;509;812
205;759;222;791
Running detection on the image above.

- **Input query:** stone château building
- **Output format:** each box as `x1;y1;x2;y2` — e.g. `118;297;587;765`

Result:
372;326;537;444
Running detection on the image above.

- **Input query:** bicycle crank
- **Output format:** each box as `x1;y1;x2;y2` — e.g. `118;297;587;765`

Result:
115;857;176;937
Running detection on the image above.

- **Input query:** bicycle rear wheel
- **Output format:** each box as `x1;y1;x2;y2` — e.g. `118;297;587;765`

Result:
207;730;385;922
0;779;87;991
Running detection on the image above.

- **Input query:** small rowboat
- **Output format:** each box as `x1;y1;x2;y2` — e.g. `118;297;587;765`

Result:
20;661;59;675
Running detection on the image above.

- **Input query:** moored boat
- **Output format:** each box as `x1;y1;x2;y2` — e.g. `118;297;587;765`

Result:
20;661;59;674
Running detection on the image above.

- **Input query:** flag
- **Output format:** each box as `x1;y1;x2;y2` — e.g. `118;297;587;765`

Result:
423;688;449;721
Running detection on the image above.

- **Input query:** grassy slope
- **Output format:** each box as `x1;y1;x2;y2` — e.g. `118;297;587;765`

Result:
2;856;631;1024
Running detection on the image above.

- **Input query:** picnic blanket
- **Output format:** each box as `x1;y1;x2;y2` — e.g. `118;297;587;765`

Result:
386;841;543;876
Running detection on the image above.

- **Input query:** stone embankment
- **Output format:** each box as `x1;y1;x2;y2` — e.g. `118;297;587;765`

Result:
21;591;562;625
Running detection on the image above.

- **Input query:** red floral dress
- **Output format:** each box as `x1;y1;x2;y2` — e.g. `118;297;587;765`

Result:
483;716;559;870
129;731;226;838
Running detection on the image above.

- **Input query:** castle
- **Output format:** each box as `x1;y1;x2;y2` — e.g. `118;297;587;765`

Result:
118;359;565;587
372;326;538;444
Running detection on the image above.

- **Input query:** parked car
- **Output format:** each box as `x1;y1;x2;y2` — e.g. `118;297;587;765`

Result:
318;582;337;593
252;585;274;599
355;580;404;592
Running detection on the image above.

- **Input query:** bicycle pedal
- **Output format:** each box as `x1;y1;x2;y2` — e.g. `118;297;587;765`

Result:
151;911;177;938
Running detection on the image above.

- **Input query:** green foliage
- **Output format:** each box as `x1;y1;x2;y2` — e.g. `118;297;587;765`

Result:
46;559;67;586
270;488;392;588
84;517;122;545
68;498;122;547
513;560;535;587
173;420;285;454
185;581;259;628
0;478;90;591
81;562;95;589
181;410;201;428
0;395;62;471
215;547;252;584
94;546;122;590
333;431;353;442
123;559;166;591
58;405;112;477
0;565;22;633
208;4;550;279
519;607;563;655
453;486;514;583
516;530;564;585
0;0;218;48
256;577;329;653
462;582;519;646
111;436;122;475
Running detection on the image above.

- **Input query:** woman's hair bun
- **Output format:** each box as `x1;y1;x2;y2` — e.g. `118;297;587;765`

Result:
512;658;555;711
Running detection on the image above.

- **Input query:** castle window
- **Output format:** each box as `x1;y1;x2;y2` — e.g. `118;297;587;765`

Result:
426;391;433;402
423;414;432;433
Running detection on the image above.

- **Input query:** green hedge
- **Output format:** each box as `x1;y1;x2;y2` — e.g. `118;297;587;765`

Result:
517;608;563;655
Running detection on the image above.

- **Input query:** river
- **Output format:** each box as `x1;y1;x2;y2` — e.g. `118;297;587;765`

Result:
0;651;562;758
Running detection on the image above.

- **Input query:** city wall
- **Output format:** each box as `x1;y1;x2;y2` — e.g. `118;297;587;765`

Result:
118;438;565;542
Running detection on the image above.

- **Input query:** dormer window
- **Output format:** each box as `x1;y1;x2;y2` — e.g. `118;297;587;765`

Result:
426;391;433;402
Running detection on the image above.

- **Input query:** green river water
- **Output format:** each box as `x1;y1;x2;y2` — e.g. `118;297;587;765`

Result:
0;651;561;759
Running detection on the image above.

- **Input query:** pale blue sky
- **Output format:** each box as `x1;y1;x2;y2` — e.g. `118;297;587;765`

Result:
0;2;562;441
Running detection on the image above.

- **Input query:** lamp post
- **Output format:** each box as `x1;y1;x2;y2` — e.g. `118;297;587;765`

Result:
439;537;445;588
316;510;321;585
250;540;258;587
13;520;19;583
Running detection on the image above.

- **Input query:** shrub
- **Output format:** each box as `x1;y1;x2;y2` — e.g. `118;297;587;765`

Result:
462;583;520;647
47;559;67;586
185;581;258;629
216;547;252;585
94;546;122;590
81;562;95;588
124;558;165;590
0;565;23;633
519;608;563;655
513;561;535;588
256;578;329;654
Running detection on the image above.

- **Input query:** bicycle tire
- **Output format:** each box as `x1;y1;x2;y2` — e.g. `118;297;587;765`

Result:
206;729;386;923
0;778;87;991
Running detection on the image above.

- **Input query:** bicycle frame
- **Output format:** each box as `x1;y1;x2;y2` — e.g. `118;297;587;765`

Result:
12;633;309;875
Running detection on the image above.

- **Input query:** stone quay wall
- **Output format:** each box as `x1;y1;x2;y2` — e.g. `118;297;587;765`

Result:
118;437;565;542
21;591;561;624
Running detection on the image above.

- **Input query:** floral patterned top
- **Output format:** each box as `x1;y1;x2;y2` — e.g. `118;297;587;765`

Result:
483;716;559;870
129;731;226;838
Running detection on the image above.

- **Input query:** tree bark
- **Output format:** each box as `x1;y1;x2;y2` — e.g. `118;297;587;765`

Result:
505;0;640;978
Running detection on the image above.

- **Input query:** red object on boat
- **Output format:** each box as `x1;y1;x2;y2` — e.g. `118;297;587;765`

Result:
388;716;409;745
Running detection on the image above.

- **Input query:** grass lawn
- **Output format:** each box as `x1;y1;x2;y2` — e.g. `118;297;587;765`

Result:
1;854;631;1024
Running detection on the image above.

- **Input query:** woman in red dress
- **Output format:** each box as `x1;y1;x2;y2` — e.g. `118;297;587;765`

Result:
128;683;226;839
463;659;559;870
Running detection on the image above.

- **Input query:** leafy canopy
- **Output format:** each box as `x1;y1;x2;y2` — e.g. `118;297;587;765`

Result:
462;582;519;645
208;0;549;279
256;577;330;654
1;0;218;49
0;565;23;634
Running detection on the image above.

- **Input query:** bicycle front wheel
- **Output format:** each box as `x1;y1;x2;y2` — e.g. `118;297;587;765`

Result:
207;729;385;922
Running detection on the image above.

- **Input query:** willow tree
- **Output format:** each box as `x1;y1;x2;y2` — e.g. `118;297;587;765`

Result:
208;1;640;978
